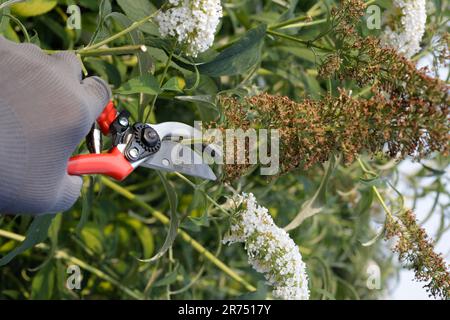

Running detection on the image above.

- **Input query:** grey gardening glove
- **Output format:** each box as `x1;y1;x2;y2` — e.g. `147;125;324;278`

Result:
0;36;111;215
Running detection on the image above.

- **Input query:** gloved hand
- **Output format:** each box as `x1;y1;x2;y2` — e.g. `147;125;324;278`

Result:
0;36;111;215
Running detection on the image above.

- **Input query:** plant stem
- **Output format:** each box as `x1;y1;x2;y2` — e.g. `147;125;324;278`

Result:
78;10;159;52
357;158;394;218
269;18;327;31
267;29;332;52
77;45;148;57
0;229;143;299
145;46;175;122
100;176;256;292
174;172;229;216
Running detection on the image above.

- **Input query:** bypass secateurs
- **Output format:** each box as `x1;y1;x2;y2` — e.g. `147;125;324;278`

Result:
68;101;217;181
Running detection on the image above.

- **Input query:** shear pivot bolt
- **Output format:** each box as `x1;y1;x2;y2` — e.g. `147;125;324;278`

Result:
129;148;139;160
142;127;159;148
119;117;129;127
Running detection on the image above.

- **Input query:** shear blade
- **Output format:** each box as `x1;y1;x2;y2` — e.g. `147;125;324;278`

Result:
141;141;217;181
150;122;223;159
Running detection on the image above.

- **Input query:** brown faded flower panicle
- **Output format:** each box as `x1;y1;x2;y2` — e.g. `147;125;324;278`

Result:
385;210;450;299
218;89;449;180
324;0;449;111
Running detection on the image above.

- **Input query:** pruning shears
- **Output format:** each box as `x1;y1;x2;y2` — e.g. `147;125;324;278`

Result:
68;101;217;181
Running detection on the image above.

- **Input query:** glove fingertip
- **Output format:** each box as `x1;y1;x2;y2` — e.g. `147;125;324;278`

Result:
81;76;112;119
49;175;83;213
51;51;83;81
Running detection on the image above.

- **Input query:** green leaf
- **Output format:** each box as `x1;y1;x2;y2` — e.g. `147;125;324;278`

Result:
237;281;268;300
36;15;71;49
175;94;216;107
181;215;210;233
80;224;104;254
153;264;180;287
361;225;385;247
300;72;323;98
76;176;94;234
85;58;122;88
29;213;62;271
278;46;318;64
175;95;218;121
0;214;54;266
10;0;57;17
140;172;179;262
115;74;160;95
162;77;185;93
197;24;267;77
120;216;154;259
30;262;55;300
116;0;158;35
88;0;111;45
29;31;40;45
359;176;387;188
103;12;154;120
0;0;26;12
284;155;339;231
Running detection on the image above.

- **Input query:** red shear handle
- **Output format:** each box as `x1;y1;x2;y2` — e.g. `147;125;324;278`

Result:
97;100;117;135
68;147;133;181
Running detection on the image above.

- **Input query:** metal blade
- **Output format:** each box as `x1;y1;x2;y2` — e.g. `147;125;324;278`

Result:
151;122;199;140
149;122;223;159
141;141;217;181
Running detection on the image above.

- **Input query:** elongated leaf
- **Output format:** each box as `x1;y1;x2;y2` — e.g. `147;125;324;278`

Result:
153;264;180;287
0;214;54;266
30;262;55;299
237;281;268;300
80;224;104;254
197;24;267;77
120;216;154;259
29;213;62;271
175;94;216;107
0;0;26;11
115;74;160;95
175;95;218;121
88;0;111;45
76;176;94;234
104;12;155;120
284;155;338;231
361;225;385;247
162;77;185;93
140;172;179;262
116;0;158;35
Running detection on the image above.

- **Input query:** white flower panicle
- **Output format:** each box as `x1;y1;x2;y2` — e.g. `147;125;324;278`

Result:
155;0;223;57
382;0;427;58
223;193;310;300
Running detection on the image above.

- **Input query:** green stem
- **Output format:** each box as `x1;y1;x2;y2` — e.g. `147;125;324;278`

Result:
267;29;332;52
145;47;175;122
100;177;256;292
269;18;327;31
357;158;393;218
77;45;148;57
5;13;30;42
79;10;159;52
44;45;148;57
174;172;229;216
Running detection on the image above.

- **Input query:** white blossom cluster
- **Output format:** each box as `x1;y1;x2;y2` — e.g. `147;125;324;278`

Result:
223;193;310;300
155;0;223;57
382;0;427;58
